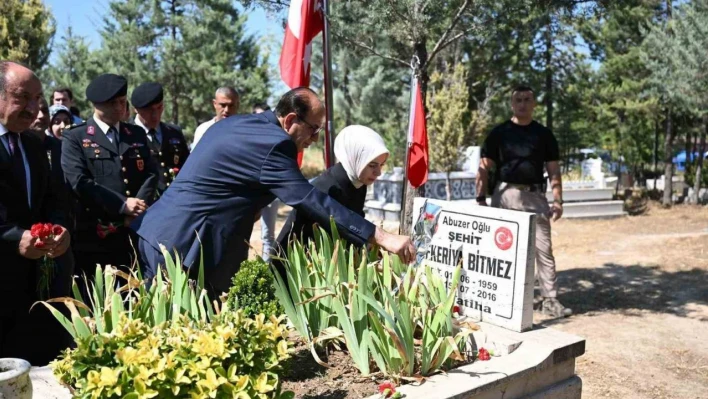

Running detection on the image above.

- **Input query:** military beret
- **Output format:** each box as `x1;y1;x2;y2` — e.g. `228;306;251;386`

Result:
85;73;128;104
131;82;164;109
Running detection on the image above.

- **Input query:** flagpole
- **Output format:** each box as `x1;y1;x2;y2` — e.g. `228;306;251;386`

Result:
400;58;418;231
322;0;335;168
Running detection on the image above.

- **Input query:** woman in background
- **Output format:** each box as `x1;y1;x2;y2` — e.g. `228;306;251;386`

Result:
275;125;389;269
48;104;73;139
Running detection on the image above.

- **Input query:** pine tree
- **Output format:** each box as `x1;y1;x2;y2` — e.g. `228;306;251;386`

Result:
0;0;55;69
428;64;479;200
95;0;271;137
42;26;102;117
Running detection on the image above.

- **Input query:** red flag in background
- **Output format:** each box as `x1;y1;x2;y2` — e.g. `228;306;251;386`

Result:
280;0;324;166
406;76;429;188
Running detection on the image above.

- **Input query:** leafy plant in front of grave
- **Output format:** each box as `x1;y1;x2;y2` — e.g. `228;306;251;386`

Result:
273;218;478;380
226;259;284;319
36;245;216;341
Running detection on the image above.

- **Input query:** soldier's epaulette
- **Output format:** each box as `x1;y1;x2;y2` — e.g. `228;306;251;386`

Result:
67;122;87;130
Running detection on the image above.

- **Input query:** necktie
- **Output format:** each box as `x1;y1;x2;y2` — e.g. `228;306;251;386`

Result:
107;126;119;150
148;128;160;152
8;132;28;205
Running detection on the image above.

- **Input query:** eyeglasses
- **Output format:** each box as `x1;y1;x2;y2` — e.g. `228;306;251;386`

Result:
296;113;323;137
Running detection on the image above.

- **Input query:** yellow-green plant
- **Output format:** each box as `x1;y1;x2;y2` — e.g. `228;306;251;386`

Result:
37;248;215;340
52;311;294;399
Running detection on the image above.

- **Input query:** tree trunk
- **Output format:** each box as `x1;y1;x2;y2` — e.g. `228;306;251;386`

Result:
685;129;692;175
445;171;452;201
400;39;429;236
693;117;707;204
662;108;675;207
170;0;179;125
653;117;659;189
544;15;553;131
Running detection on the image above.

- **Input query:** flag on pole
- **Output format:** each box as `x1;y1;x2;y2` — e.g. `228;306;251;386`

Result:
280;0;324;88
280;0;324;166
406;76;429;188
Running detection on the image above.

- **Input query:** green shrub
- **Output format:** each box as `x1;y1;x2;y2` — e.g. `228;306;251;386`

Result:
227;259;284;319
52;311;294;399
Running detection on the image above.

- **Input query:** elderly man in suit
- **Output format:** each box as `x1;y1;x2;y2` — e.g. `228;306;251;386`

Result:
132;87;415;297
0;61;71;364
131;82;190;196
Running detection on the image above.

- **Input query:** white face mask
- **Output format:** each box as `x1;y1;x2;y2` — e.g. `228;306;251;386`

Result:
334;125;390;188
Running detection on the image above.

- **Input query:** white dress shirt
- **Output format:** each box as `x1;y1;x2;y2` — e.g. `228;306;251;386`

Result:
0;122;31;208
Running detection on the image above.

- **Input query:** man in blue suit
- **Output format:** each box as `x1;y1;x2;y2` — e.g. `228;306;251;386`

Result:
132;87;414;296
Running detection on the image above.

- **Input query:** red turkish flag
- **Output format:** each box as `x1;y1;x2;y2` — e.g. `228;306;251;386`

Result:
280;0;323;166
280;0;324;88
406;77;429;188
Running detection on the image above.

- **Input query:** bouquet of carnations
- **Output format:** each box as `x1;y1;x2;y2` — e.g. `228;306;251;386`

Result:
30;222;63;299
96;220;119;239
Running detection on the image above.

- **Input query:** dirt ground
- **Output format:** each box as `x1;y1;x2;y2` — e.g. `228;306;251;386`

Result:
249;203;708;399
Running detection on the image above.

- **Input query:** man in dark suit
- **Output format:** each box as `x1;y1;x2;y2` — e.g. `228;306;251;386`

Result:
0;61;71;364
131;82;189;196
61;73;158;279
132;87;415;297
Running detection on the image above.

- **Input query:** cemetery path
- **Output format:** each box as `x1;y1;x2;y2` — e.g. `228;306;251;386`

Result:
538;203;708;399
249;203;708;399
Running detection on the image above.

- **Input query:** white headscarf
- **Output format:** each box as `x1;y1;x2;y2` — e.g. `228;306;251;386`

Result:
334;125;390;188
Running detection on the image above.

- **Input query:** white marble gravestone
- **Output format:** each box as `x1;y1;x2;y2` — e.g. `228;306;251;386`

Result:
411;197;535;332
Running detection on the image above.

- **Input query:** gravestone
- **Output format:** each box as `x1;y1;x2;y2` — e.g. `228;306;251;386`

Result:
411;197;535;332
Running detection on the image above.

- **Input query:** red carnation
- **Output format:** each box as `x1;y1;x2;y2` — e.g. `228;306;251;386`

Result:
378;382;396;398
52;225;63;236
453;305;461;314
478;348;491;361
97;230;106;239
34;240;46;249
30;223;43;238
108;224;117;233
172;167;180;174
39;223;53;239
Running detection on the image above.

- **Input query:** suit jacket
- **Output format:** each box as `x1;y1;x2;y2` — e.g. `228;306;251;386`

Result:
277;163;367;250
132;111;375;271
61;117;158;252
42;135;73;229
147;122;190;195
0;132;62;308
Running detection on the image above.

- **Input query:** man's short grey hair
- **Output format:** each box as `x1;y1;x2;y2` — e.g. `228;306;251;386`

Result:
215;86;239;99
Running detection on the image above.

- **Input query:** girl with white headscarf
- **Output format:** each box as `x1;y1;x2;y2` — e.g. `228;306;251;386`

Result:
275;125;389;260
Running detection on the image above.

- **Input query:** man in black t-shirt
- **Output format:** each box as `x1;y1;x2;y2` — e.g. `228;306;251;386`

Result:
476;85;571;319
